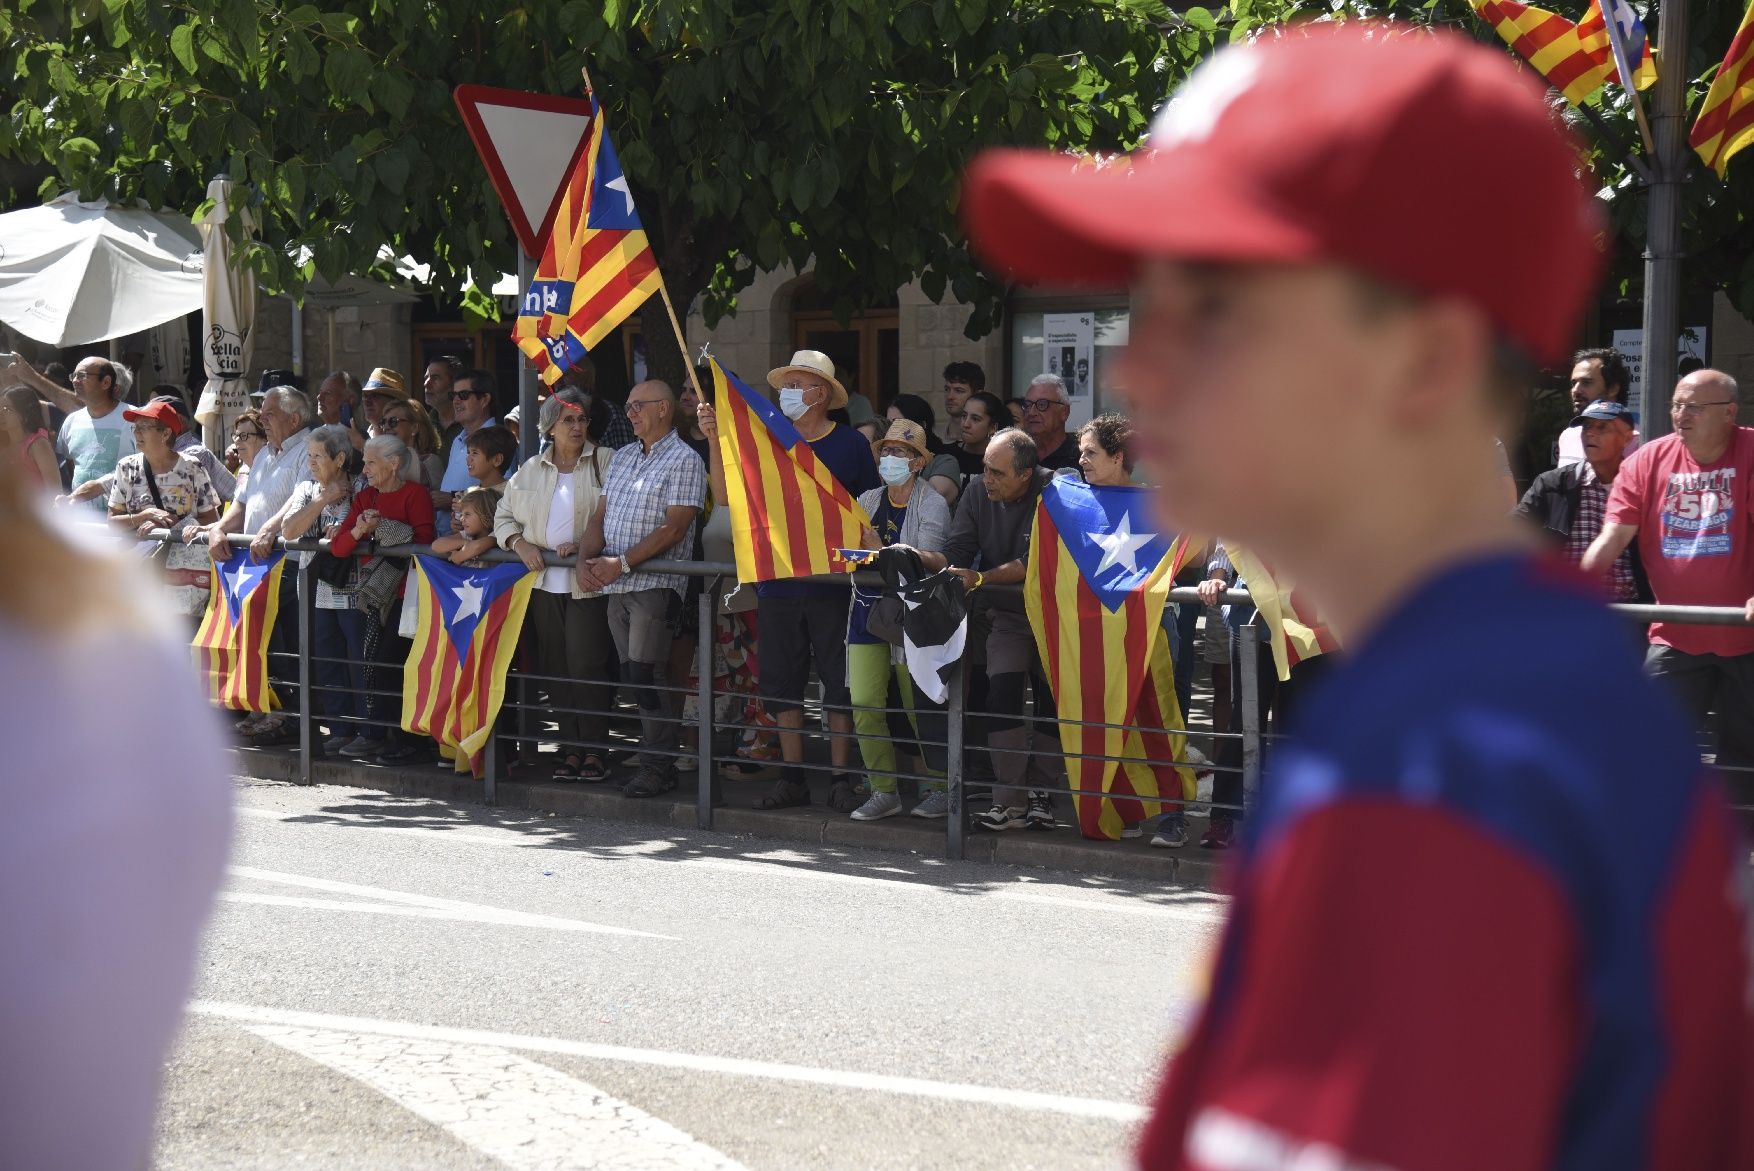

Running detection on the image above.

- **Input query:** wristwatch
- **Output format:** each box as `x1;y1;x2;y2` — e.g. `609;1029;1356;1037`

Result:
618;554;632;575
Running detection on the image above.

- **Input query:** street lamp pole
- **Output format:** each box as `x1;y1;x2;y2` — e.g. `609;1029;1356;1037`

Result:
1641;0;1690;438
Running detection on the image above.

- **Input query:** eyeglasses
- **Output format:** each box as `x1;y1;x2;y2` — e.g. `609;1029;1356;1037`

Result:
1022;399;1061;414
1672;400;1736;414
453;388;489;400
71;370;103;381
382;415;414;427
624;399;666;413
231;429;264;441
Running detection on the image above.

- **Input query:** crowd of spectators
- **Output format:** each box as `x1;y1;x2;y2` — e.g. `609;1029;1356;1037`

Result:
4;344;1751;838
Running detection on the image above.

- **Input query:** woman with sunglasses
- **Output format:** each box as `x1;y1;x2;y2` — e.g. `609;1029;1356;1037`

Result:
374;404;444;488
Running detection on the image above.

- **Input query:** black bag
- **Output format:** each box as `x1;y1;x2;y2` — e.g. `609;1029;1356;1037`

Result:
864;547;923;646
311;550;356;589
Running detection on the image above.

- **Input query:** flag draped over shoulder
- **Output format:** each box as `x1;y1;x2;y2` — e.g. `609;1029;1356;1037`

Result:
1692;3;1754;177
710;357;870;583
192;550;286;713
1025;480;1198;842
512;92;663;386
402;557;538;775
1225;545;1340;683
1467;0;1655;105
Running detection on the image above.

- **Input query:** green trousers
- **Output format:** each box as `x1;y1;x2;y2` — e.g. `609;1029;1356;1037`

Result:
846;641;944;795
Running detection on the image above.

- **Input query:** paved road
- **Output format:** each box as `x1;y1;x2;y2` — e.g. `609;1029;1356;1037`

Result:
155;777;1227;1170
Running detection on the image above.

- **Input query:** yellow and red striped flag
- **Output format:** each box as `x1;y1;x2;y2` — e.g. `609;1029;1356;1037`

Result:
401;556;538;776
1025;479;1200;841
710;357;871;583
1468;0;1654;105
1692;2;1754;177
1225;545;1341;683
512;91;663;386
192;549;286;713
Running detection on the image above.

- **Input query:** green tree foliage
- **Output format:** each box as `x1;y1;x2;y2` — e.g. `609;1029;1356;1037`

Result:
0;0;1189;382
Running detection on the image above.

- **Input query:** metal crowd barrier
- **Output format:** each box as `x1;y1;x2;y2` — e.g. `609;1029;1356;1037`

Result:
166;528;1754;857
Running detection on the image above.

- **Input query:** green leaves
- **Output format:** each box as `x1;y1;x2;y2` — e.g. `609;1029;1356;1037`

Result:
169;22;198;74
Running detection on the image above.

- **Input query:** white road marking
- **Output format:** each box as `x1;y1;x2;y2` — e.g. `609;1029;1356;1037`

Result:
195;1001;1148;1123
232;804;1229;924
228;865;675;940
247;1023;745;1171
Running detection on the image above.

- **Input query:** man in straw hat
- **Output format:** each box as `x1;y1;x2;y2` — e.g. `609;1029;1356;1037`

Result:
962;21;1753;1170
697;349;881;811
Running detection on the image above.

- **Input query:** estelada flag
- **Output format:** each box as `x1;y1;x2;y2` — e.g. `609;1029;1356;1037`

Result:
512;90;663;385
1468;0;1655;105
709;357;870;583
1025;479;1199;841
1225;544;1340;683
192;549;287;713
1692;1;1754;177
401;556;538;775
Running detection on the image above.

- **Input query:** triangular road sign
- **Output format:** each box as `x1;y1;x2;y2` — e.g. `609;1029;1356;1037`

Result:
453;85;595;259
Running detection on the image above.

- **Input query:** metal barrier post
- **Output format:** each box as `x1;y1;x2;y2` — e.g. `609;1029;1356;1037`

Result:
946;658;965;861
1238;622;1262;806
296;556;315;784
696;589;714;829
482;717;498;805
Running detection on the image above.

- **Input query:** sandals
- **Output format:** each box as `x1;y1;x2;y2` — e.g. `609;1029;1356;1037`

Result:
553;756;583;782
754;779;811;810
577;755;609;783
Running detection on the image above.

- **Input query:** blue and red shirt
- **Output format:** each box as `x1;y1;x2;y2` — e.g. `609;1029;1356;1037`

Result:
1140;554;1754;1171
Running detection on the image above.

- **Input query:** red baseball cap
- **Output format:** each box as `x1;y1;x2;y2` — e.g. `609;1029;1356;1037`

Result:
961;23;1604;364
122;399;185;436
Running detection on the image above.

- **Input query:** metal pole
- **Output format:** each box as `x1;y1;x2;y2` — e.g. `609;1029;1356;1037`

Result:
696;588;714;830
1640;0;1690;438
1238;623;1262;809
482;715;498;805
296;556;315;783
946;659;965;861
517;250;540;464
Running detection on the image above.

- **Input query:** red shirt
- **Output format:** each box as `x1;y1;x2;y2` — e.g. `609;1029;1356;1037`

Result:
330;481;436;560
1605;428;1754;656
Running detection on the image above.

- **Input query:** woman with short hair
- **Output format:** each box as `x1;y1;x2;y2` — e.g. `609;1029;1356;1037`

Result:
277;425;367;754
495;388;613;782
885;393;963;507
330;433;436;765
107;400;221;619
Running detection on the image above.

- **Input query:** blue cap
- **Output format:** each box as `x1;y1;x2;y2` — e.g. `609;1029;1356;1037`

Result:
1571;400;1637;428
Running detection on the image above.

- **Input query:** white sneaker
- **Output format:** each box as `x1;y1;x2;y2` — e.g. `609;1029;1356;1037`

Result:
850;791;904;821
1121;824;1143;839
910;790;950;819
974;803;1026;831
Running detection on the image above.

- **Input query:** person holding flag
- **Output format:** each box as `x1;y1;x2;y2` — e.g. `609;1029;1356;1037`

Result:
963;22;1754;1170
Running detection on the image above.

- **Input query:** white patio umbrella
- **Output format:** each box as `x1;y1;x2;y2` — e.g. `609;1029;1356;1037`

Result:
0;193;203;345
194;178;257;449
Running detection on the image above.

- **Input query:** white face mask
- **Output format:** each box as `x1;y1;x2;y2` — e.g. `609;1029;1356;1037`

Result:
878;454;912;486
778;387;810;420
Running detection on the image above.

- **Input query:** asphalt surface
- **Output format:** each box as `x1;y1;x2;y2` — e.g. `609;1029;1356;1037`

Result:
154;777;1227;1170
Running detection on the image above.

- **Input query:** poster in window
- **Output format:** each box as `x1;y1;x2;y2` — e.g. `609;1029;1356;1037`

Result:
1041;312;1094;427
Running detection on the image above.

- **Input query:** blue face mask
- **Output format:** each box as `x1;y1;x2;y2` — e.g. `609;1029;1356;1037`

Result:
778;388;810;420
878;454;912;486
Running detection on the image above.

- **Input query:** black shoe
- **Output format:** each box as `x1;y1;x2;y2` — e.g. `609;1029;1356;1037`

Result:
827;774;867;814
373;743;432;766
623;768;677;798
1023;791;1056;831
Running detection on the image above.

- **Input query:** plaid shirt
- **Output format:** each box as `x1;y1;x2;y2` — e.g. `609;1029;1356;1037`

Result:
1564;464;1639;602
600;429;706;597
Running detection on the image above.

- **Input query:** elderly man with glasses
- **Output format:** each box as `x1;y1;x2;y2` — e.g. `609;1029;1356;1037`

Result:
1018;373;1080;471
578;381;706;798
1586;368;1754;812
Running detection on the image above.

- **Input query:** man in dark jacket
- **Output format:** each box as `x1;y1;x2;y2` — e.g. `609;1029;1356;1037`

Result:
1517;400;1649;603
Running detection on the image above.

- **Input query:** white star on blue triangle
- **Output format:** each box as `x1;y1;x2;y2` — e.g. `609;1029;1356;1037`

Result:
421;558;527;657
219;551;283;625
587;134;644;232
1041;479;1175;613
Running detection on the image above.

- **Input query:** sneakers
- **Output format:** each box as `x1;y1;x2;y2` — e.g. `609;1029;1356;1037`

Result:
622;767;677;799
973;803;1026;831
1120;823;1143;840
337;735;379;757
1023;791;1056;831
849;791;904;821
910;790;950;819
1201;818;1235;850
1151;822;1190;849
373;742;432;766
322;734;351;754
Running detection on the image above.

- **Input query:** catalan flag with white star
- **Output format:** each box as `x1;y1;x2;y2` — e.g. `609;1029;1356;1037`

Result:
1025;479;1199;841
193;549;287;713
513;91;663;385
402;556;538;776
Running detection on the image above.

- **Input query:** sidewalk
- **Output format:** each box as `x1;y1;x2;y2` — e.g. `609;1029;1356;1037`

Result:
231;744;1231;889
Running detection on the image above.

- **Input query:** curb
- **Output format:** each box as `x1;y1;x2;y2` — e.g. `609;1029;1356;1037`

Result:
231;747;1230;889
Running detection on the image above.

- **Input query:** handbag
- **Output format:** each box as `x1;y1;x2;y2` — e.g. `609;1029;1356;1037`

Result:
352;516;416;624
311;549;356;589
864;546;924;647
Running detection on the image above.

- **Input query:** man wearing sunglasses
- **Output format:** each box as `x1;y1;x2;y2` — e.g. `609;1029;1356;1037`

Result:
432;368;516;535
1018;373;1079;472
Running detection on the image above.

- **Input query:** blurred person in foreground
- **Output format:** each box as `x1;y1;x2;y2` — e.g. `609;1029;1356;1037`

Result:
0;445;230;1168
964;22;1752;1170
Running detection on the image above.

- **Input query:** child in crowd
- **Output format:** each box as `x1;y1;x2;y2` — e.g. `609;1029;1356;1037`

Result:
453;424;514;526
433;486;500;567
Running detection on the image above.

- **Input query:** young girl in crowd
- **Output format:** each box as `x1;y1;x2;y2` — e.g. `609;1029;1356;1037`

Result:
433;487;499;567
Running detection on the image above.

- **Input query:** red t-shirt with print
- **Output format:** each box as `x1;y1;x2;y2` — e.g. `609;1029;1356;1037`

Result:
1605;427;1754;657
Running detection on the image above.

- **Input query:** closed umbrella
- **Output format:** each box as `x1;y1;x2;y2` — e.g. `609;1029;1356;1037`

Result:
0;193;203;345
194;178;257;450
